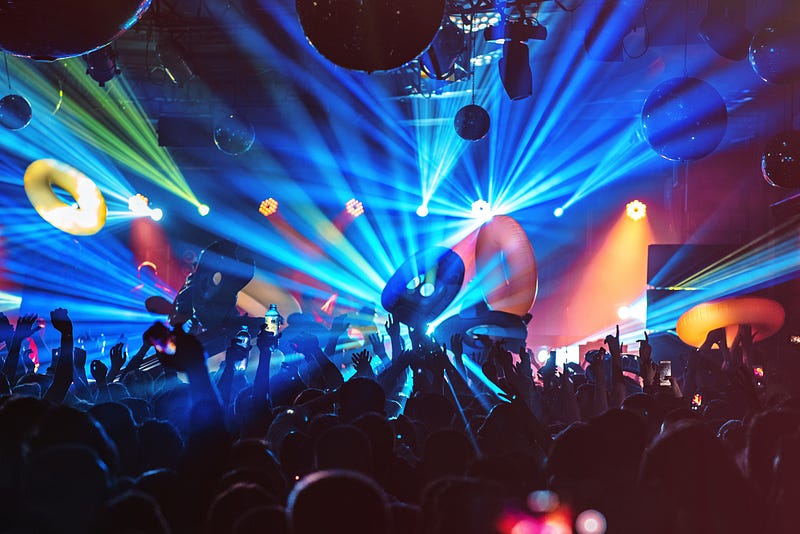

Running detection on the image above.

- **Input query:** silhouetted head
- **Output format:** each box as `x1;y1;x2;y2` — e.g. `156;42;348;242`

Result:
288;469;389;534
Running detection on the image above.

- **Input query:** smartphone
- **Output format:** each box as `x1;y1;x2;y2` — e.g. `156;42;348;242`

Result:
146;323;176;355
657;361;672;386
691;393;702;411
752;366;765;390
789;335;800;345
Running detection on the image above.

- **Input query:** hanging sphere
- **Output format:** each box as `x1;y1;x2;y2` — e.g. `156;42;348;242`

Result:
295;0;446;72
0;94;32;130
454;104;490;141
749;26;800;84
0;1;151;61
641;77;727;162
762;130;800;188
213;114;255;156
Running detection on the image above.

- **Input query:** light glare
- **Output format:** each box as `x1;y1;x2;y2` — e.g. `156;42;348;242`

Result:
553;207;564;217
626;200;646;221
198;204;210;216
416;204;429;217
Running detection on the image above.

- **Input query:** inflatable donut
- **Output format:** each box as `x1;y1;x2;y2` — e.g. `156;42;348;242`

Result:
676;297;785;348
23;159;107;236
474;215;537;316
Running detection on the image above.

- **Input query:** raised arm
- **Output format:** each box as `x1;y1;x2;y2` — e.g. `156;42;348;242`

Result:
1;313;38;382
43;308;74;404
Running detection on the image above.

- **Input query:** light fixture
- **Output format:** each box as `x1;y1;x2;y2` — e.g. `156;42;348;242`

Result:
259;197;278;217
471;199;492;221
128;194;163;221
553;207;564;218
485;17;547;44
626;200;646;221
420;20;465;80
346;198;364;217
416;204;429;217
84;44;120;87
498;40;532;100
156;37;194;86
128;193;149;214
197;204;210;216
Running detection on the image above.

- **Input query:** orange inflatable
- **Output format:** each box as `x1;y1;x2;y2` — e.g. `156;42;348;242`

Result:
676;297;785;347
474;215;537;316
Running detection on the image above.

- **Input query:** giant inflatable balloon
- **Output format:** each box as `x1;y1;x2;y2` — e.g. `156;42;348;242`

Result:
641;77;727;162
676;297;785;348
381;247;465;328
0;1;152;60
296;0;446;72
23;159;107;236
762;130;800;188
474;215;538;316
749;26;800;84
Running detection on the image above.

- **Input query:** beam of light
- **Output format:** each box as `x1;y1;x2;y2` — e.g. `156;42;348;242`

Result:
461;354;507;399
444;368;479;452
646;216;800;333
4;56;198;206
626;199;647;221
0;291;22;313
559;211;654;346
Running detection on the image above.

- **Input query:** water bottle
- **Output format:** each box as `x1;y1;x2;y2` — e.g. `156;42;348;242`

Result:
265;303;283;334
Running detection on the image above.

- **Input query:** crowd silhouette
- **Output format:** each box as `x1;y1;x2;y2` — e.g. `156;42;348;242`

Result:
0;304;796;534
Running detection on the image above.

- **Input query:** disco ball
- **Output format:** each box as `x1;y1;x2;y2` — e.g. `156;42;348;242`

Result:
0;0;151;61
213;114;255;156
762;130;800;188
749;26;800;84
641;77;727;162
296;0;446;72
454;104;490;141
0;94;32;130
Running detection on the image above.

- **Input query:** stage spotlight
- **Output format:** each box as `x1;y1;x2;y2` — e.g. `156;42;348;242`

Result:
156;37;194;86
84;44;120;87
553;207;564;217
484;17;547;44
626;200;646;221
498;40;532;100
128;193;150;214
346;198;364;217
197;204;210;216
471;199;492;221
259;197;278;217
617;305;631;320
150;208;163;222
416;204;429;217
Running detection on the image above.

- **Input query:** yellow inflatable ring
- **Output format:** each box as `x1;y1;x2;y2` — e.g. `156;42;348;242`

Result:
474;215;538;316
23;159;107;236
676;297;785;348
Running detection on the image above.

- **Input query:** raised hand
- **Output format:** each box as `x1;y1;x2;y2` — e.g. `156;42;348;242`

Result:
90;359;108;383
108;342;127;379
368;333;388;361
351;349;374;377
0;312;13;346
605;324;621;358
74;346;87;370
50;308;72;336
385;314;400;338
14;313;40;341
256;325;280;354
